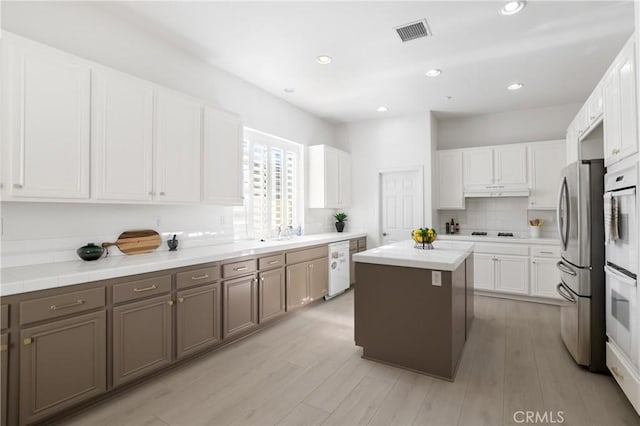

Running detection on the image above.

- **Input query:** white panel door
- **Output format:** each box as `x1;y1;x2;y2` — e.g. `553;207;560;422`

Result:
473;254;494;291
495;255;529;295
155;90;202;203
202;107;243;205
437;150;464;209
618;46;638;161
337;151;351;208
463;148;493;187
603;68;622;165
528;141;566;209
380;169;423;245
6;39;90;199
494;145;528;185
92;69;154;201
530;258;562;300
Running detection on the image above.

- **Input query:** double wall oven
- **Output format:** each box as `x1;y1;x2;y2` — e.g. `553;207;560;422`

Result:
556;159;606;372
604;159;638;369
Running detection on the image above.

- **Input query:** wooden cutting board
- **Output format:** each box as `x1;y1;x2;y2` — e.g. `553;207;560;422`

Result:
101;230;162;255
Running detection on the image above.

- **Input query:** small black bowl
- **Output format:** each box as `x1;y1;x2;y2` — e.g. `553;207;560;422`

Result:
77;243;105;261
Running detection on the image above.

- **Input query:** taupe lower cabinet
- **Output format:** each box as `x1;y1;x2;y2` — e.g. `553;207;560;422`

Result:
1;333;8;426
285;256;329;310
223;275;258;338
309;258;329;301
113;294;173;386
176;283;221;359
20;311;106;424
258;268;285;322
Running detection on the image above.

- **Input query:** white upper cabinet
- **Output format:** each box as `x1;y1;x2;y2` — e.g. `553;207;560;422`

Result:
494;145;528;185
202;107;243;205
4;36;90;199
308;145;351;209
604;39;637;166
437;150;464;209
92;69;154;201
528;140;566;209
155;90;202;203
463;148;494;188
565;120;578;165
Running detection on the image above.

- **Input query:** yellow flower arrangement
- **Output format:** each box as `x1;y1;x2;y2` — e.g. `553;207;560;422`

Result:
412;228;437;244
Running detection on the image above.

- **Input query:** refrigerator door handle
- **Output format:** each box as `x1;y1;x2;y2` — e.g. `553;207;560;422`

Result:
556;282;577;303
557;176;569;250
556;260;577;276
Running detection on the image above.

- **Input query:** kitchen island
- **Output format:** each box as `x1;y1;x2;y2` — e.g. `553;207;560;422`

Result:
353;240;474;381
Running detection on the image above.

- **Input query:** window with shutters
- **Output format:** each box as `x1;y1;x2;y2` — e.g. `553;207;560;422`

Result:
234;128;303;239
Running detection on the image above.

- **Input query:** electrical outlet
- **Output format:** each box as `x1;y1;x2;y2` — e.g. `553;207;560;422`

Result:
432;271;442;286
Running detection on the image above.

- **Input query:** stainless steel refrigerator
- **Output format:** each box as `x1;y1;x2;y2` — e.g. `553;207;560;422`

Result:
556;159;606;372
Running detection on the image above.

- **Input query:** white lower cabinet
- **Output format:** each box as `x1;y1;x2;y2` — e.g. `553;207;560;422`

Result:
530;257;562;300
494;255;529;295
473;254;495;291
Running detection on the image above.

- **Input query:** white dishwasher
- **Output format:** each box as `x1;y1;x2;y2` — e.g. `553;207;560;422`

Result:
326;241;350;299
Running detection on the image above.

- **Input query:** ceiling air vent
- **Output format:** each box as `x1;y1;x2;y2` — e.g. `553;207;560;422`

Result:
394;19;432;42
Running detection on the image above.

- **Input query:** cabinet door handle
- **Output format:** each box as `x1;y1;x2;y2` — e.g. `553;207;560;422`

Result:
13;183;23;189
261;277;265;282
148;191;154;196
133;284;157;293
191;274;209;280
268;260;279;265
50;299;85;311
234;266;248;272
160;192;166;196
178;297;184;303
611;366;624;380
167;300;174;306
23;338;32;346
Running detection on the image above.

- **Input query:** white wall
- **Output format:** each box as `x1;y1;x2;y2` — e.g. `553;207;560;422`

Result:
437;103;581;149
336;113;435;248
1;1;338;266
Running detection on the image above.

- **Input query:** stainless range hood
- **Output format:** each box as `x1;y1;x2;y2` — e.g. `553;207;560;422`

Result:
464;184;530;198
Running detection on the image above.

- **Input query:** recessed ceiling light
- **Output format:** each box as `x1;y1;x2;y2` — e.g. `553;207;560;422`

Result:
316;55;333;65
500;1;526;15
507;82;524;91
284;88;295;93
377;106;388;112
425;69;441;77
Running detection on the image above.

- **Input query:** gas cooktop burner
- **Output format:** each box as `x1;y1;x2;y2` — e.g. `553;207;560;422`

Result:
497;232;514;237
471;232;488;236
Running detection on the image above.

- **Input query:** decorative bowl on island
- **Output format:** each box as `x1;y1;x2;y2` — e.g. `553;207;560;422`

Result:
412;228;437;250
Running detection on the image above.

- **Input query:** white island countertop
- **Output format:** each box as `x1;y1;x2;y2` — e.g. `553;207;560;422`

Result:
353;240;474;271
1;232;366;297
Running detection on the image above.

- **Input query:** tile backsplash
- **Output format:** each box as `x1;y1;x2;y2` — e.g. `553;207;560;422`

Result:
438;197;557;237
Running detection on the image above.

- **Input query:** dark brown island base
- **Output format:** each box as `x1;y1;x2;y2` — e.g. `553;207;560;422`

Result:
353;240;475;381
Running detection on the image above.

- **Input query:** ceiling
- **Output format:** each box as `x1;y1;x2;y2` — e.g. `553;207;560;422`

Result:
116;1;635;123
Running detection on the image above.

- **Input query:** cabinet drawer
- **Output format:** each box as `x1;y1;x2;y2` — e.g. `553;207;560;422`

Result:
474;243;529;256
223;259;257;278
357;238;367;250
530;246;560;258
113;275;171;304
606;342;640;413
286;246;327;265
20;287;105;326
1;305;8;330
176;265;220;289
349;240;358;250
258;254;284;270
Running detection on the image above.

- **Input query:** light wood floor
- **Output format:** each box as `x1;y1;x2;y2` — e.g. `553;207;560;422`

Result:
62;292;640;426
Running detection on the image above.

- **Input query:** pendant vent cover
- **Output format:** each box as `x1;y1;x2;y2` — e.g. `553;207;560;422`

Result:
394;19;432;42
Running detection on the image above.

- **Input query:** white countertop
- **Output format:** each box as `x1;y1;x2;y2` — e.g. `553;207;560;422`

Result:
0;232;366;297
437;234;560;245
353;240;474;271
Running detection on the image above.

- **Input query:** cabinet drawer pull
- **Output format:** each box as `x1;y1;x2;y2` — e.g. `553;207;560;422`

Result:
13;183;23;189
160;191;166;196
234;266;248;272
539;251;554;255
191;274;209;281
611;366;624;380
50;299;85;311
23;338;32;346
133;284;157;293
268;260;279;265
